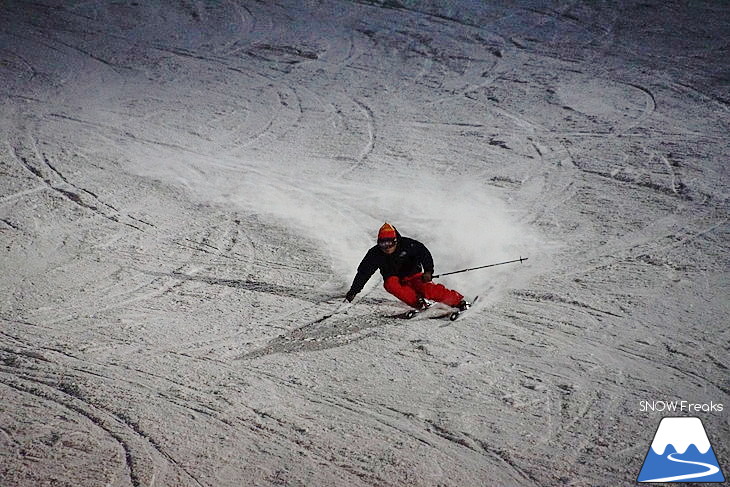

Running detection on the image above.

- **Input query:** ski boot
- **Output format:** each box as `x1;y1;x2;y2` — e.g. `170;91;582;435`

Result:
449;298;476;321
405;297;432;319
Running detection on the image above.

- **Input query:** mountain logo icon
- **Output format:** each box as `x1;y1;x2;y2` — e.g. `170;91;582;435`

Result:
638;417;725;483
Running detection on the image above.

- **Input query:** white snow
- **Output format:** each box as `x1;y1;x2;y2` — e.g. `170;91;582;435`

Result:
651;417;711;455
1;1;728;486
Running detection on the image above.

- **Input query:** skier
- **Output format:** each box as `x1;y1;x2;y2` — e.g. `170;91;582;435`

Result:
345;223;470;311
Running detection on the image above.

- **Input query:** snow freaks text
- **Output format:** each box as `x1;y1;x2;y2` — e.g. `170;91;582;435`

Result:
640;401;724;413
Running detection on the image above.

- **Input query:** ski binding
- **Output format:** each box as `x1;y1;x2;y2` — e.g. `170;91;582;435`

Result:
448;296;478;321
401;300;433;319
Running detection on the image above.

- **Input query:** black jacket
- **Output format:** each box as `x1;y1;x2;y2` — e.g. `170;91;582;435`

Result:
348;234;434;296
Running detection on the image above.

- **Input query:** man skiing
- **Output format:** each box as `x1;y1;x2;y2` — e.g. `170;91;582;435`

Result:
345;223;469;311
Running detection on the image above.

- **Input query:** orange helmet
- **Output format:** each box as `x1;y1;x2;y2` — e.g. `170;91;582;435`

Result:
377;222;397;240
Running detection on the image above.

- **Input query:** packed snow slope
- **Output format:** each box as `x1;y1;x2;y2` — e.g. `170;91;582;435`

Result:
1;1;728;485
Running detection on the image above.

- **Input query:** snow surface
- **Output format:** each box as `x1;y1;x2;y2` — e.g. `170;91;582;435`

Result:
1;0;728;486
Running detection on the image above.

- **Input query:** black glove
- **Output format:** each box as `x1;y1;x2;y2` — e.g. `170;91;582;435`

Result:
421;271;433;282
345;291;357;302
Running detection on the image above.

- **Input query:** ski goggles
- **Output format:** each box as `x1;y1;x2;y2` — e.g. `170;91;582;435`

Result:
377;238;397;249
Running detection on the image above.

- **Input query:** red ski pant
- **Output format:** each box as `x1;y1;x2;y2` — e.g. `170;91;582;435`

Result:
383;273;463;308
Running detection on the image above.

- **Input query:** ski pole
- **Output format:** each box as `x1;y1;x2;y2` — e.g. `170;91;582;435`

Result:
432;256;528;278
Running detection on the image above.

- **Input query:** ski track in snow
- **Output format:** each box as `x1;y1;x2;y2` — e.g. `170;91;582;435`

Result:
1;1;728;486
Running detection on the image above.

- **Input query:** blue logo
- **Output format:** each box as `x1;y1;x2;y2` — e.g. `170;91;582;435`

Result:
638;417;725;483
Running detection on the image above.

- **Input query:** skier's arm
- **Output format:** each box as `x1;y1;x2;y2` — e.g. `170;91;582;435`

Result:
416;241;434;274
346;249;379;300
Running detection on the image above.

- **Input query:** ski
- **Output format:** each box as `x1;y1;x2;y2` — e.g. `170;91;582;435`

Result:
448;296;478;321
393;297;478;321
